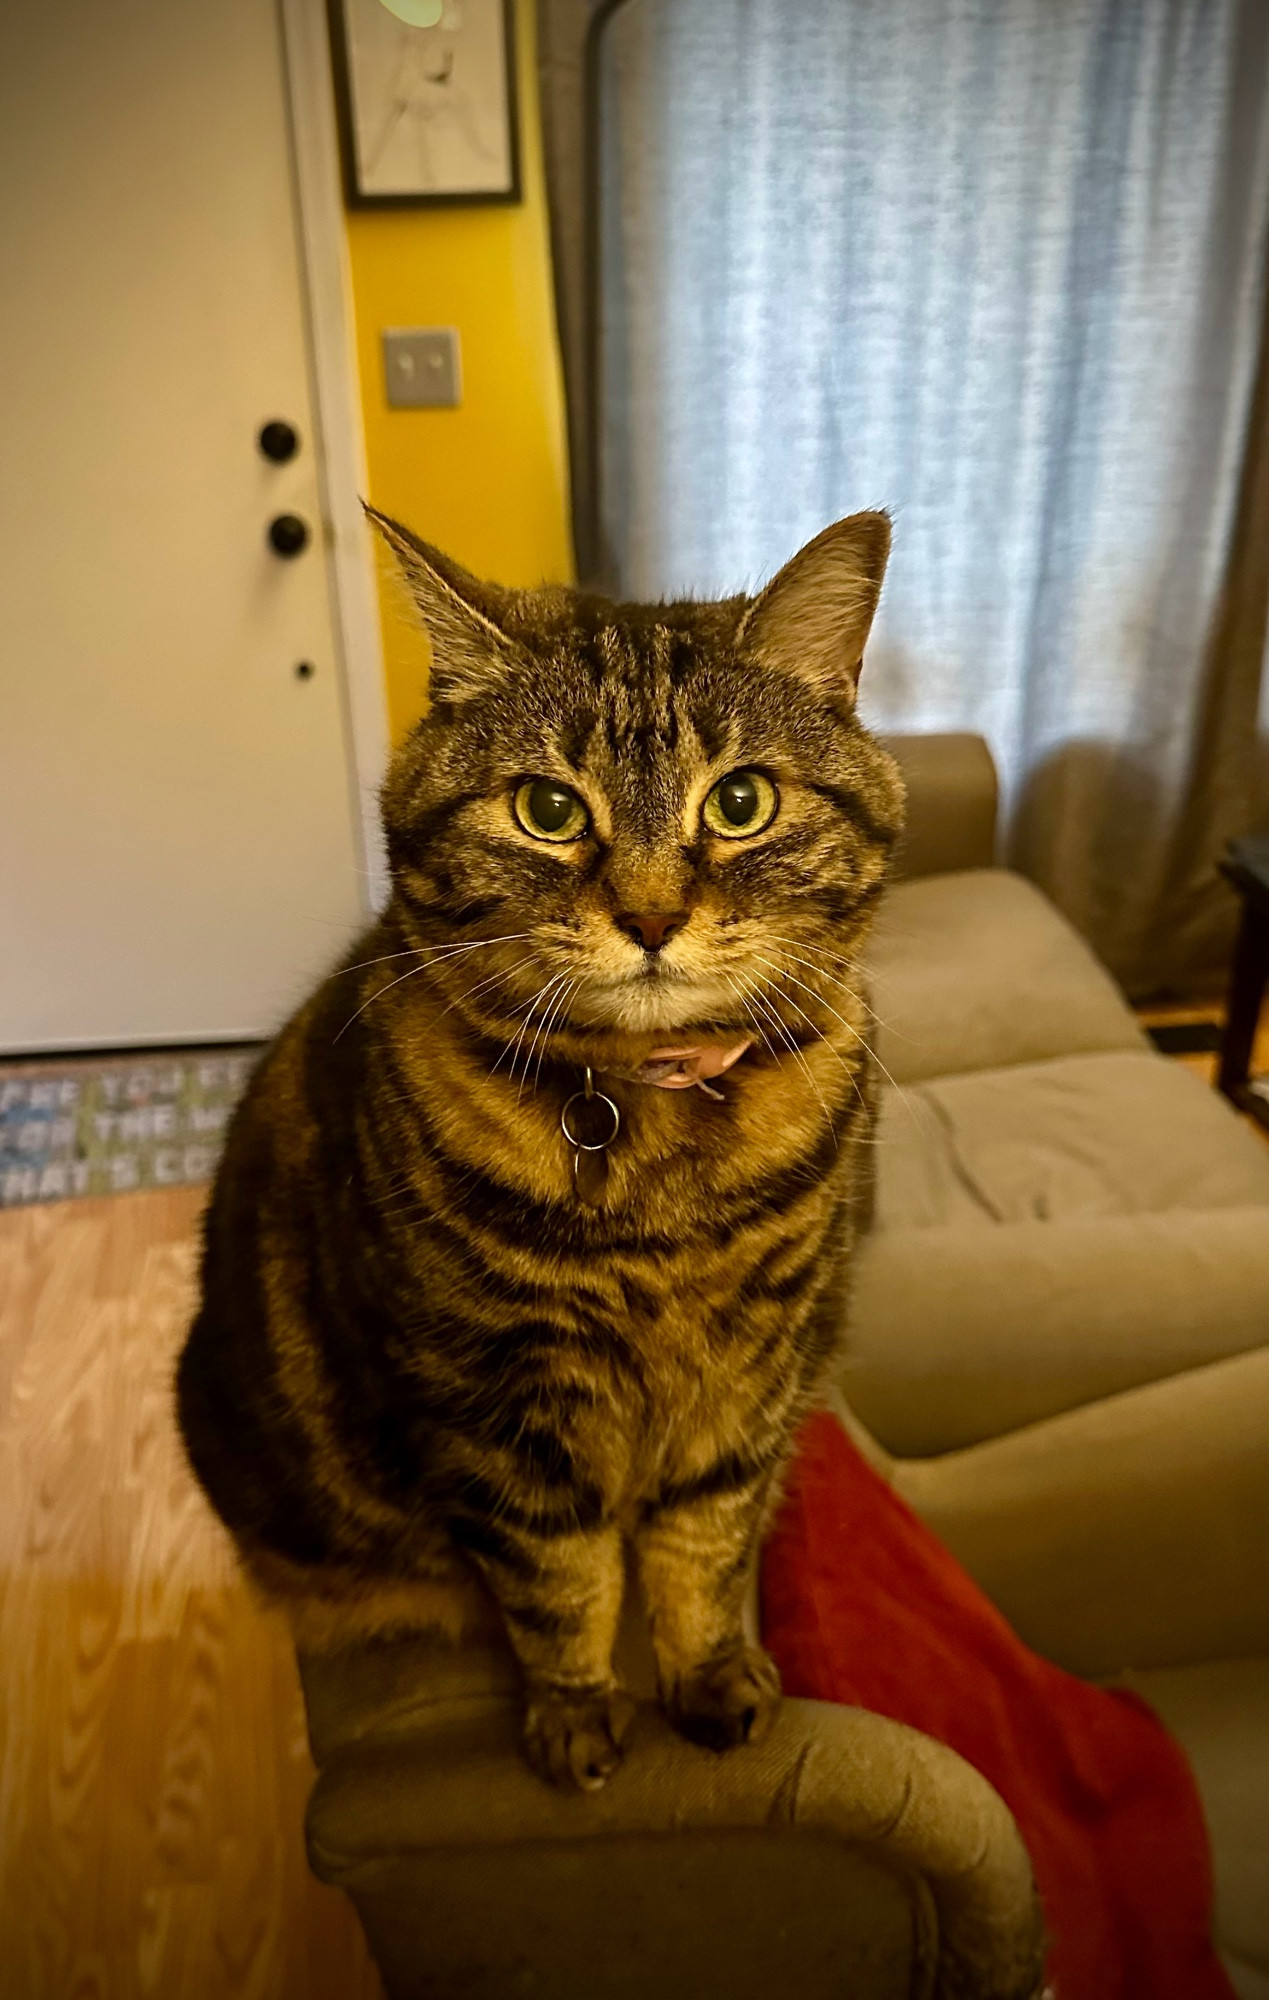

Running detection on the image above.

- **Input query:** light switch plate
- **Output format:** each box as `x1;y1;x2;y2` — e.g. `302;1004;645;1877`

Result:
382;326;462;408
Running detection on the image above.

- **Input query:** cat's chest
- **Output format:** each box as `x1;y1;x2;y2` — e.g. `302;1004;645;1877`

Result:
563;1061;850;1224
559;1218;832;1456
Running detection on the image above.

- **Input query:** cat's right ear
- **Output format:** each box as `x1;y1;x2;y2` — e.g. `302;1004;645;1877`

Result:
735;510;891;706
366;506;520;704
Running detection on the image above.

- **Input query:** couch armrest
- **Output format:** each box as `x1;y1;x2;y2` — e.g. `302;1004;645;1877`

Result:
883;733;999;880
300;1649;1044;2000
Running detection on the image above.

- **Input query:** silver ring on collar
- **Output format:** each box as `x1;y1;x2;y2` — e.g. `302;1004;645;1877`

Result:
561;1067;620;1150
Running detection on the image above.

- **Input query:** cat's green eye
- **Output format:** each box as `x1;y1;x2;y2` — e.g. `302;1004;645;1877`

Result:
513;777;589;843
703;769;778;839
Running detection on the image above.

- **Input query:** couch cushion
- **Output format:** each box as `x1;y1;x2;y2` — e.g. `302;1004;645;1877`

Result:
867;869;1144;1085
842;1051;1269;1453
874;1049;1269;1233
1123;1658;1269;2000
883;1347;1269;1664
846;1206;1269;1454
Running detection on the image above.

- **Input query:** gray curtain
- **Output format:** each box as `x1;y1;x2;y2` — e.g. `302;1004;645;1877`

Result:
542;0;1269;996
536;0;609;585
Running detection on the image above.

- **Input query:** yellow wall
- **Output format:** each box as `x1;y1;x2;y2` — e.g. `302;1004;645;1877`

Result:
342;0;575;740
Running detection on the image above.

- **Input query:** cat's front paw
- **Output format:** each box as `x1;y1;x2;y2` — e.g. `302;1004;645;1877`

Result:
666;1643;781;1751
522;1681;636;1791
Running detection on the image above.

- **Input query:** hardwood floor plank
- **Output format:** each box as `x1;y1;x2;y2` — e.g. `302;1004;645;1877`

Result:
0;1190;383;2000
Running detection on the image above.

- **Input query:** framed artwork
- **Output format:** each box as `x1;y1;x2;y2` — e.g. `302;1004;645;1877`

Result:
328;0;520;206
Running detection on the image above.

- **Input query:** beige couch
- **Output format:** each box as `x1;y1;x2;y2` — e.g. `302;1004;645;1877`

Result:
299;734;1269;1999
851;733;1269;1999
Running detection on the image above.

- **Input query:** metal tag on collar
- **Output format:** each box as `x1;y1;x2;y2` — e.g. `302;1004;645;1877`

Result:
561;1066;620;1207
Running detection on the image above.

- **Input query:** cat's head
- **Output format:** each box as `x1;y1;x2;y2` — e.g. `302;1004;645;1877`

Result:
375;511;904;1050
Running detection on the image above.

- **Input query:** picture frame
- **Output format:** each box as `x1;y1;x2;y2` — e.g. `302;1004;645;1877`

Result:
327;0;521;207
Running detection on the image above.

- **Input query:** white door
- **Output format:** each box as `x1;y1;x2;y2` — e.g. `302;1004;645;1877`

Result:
0;0;372;1052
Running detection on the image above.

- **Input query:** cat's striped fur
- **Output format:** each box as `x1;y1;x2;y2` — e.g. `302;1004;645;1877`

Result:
177;511;904;1789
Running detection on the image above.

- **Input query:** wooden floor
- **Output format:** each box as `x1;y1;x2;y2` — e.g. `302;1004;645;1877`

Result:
0;1189;383;2000
2;1011;1267;1999
1137;1000;1269;1117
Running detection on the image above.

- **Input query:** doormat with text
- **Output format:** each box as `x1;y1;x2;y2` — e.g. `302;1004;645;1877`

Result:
0;1048;260;1209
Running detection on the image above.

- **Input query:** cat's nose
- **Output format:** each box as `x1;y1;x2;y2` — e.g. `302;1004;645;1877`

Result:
615;910;688;953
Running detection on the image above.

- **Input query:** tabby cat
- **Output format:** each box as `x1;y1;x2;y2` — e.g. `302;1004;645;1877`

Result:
176;508;904;1791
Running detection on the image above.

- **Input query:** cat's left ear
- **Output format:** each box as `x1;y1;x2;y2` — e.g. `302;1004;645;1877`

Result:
366;505;521;704
736;511;890;702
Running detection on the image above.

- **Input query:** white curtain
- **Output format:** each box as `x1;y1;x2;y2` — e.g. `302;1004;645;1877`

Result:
597;0;1269;992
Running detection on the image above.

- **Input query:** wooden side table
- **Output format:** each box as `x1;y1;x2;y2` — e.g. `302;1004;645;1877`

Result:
1217;834;1269;1132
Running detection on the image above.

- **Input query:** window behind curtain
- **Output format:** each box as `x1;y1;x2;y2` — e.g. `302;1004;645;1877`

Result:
597;0;1269;990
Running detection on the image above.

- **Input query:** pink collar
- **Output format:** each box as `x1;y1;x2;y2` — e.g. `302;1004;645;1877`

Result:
626;1039;753;1099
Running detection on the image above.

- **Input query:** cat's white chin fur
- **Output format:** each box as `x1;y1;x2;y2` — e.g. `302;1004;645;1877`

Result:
573;975;744;1034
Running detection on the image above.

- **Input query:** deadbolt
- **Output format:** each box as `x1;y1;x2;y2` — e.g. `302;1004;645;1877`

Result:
258;420;300;462
268;513;309;558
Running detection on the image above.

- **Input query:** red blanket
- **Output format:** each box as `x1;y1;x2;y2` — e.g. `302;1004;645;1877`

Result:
760;1412;1233;2000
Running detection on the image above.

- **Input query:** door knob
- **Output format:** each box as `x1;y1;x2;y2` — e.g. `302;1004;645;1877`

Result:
258;419;300;462
268;513;309;558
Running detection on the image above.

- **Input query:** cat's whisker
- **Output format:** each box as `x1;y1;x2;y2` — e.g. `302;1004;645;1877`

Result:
530;978;579;1097
337;932;535;979
758;965;925;1146
333;957;441;1040
732;976;836;1136
764;934;881;1020
754;955;869;1051
334;948;435;979
520;976;577;1102
441;955;538;1020
494;973;571;1088
767;995;870;1122
765;931;864;977
730;972;795;1063
494;995;551;1089
525;976;576;1085
768;944;876;1005
750;959;873;1118
728;973;825;1126
723;974;771;1052
756;1003;834;1129
335;936;540;1037
768;959;909;1103
407;933;536;965
764;930;872;993
725;978;781;1074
